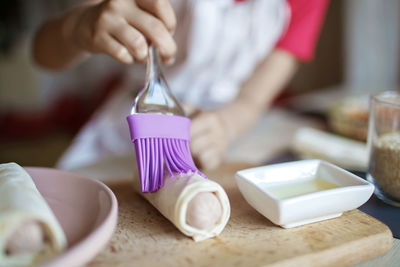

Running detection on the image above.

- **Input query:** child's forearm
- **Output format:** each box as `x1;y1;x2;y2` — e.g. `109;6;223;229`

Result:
32;5;92;70
218;49;298;141
189;49;298;170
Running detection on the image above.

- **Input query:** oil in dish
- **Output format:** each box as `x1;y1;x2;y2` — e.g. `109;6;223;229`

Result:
265;178;338;199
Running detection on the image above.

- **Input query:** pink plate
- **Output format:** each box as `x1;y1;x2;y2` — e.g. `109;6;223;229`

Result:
25;167;118;267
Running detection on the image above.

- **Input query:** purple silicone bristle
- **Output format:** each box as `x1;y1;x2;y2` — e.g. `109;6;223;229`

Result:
127;113;204;193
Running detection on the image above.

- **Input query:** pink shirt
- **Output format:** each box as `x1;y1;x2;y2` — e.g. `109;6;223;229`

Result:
276;0;330;61
236;0;330;61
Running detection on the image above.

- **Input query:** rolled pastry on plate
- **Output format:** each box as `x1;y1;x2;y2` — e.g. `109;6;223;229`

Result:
0;163;67;266
132;171;230;242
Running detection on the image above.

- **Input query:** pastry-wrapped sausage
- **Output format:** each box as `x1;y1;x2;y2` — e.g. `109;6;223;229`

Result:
0;163;67;266
133;171;230;242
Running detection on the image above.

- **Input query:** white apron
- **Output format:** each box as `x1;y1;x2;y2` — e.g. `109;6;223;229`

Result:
57;0;288;170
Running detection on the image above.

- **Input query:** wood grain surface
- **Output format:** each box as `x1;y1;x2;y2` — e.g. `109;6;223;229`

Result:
89;162;393;267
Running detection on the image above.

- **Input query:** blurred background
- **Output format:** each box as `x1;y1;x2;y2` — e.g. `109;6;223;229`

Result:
1;0;399;167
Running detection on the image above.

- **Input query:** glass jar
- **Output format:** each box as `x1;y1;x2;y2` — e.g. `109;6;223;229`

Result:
367;91;400;207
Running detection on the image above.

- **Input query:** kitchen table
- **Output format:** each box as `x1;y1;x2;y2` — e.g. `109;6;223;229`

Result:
74;109;399;266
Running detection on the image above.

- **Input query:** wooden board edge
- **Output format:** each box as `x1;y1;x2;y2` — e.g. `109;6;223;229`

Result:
267;227;393;267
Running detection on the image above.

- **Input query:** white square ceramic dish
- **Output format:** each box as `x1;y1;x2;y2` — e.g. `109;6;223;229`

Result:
235;160;374;228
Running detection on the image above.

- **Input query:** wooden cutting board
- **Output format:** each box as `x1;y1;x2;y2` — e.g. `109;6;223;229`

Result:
89;162;393;267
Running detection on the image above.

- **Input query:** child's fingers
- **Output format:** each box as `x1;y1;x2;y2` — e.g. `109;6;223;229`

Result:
197;147;221;171
126;9;176;63
110;24;148;63
190;113;211;141
191;132;213;156
136;0;176;32
94;33;133;64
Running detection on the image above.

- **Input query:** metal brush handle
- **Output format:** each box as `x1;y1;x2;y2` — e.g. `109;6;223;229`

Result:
132;46;184;116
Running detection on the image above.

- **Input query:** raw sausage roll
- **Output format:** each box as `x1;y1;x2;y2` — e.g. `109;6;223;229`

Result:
133;171;230;242
0;163;67;266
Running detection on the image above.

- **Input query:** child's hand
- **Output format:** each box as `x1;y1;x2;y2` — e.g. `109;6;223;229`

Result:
189;99;264;170
66;0;177;64
190;111;230;171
